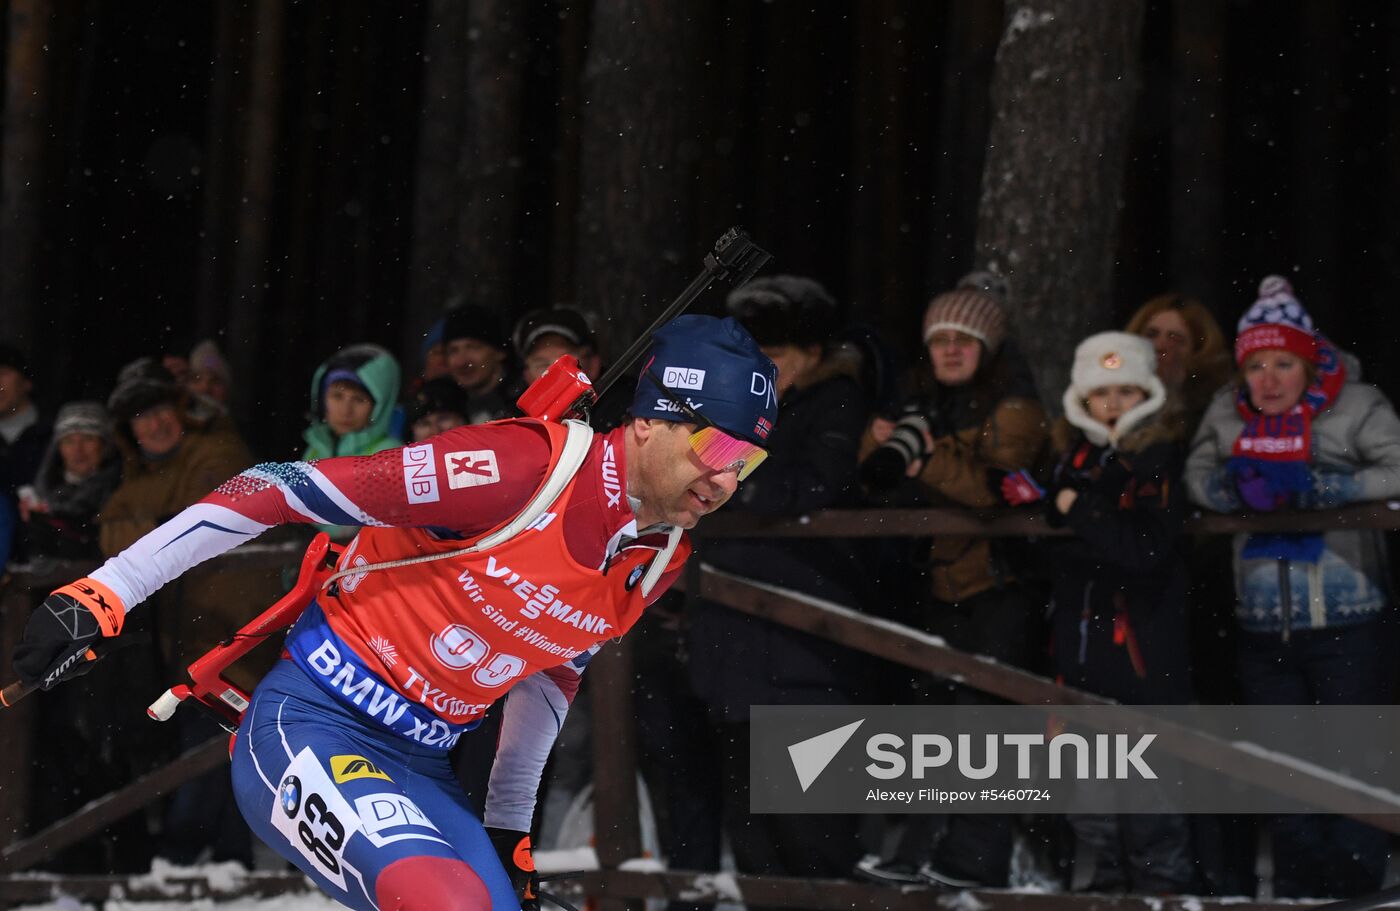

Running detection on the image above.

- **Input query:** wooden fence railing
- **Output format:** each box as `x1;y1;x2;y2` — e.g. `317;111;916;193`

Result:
2;506;1397;909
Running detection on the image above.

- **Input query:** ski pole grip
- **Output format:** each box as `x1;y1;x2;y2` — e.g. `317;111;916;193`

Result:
0;644;109;709
0;679;29;708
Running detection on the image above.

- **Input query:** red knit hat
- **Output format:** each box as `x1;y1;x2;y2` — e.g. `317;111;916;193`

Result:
922;288;1008;352
1234;275;1318;365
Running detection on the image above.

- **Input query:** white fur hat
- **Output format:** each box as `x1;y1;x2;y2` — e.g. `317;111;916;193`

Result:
1062;331;1166;446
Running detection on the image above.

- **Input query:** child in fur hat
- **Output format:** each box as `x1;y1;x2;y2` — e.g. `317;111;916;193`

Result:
1043;331;1194;893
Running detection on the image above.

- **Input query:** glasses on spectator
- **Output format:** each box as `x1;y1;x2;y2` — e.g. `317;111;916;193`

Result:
646;370;768;481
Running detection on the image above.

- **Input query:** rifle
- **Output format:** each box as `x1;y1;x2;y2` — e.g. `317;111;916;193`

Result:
517;226;771;422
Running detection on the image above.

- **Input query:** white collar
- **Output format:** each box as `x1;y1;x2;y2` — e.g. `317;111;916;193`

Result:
0;404;38;445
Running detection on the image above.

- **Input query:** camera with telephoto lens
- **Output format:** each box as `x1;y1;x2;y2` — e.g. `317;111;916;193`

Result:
860;412;933;490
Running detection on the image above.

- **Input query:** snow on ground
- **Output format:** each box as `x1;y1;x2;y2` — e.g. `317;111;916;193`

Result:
14;897;343;911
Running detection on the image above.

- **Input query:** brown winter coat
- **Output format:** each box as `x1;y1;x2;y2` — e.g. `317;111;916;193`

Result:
920;397;1046;602
99;412;279;689
861;394;1048;602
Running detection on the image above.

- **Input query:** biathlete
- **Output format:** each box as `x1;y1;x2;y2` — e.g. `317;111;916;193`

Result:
12;315;778;911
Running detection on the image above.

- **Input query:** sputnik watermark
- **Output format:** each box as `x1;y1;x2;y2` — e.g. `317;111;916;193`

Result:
787;719;863;792
863;732;1156;781
750;705;1400;815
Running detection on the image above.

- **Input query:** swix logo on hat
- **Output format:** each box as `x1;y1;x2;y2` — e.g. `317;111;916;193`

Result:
663;366;706;390
631;314;779;446
444;450;500;489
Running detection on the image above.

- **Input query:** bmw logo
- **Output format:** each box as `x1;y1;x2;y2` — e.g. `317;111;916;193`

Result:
625;564;646;591
280;775;302;817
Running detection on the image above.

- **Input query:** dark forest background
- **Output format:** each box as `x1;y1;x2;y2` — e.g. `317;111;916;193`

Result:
0;0;1398;458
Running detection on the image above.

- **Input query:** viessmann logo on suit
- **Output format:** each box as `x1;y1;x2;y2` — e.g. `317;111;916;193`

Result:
750;705;1400;816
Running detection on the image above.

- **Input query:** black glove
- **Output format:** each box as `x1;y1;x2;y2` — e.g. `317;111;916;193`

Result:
12;579;125;690
859;447;909;491
487;826;539;911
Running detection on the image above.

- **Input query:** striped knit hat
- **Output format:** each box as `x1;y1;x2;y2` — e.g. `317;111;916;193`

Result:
922;287;1008;353
1234;275;1318;366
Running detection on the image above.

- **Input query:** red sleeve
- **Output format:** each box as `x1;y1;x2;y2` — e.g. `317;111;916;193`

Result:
201;421;553;537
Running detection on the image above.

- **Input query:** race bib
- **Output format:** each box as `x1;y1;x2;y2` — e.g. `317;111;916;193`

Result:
272;747;361;891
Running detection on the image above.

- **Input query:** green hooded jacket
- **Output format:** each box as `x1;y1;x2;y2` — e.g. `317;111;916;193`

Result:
302;343;404;460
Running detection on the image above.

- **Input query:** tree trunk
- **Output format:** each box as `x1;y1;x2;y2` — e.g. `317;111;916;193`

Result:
549;0;590;308
975;0;1147;406
1168;0;1225;304
195;1;245;341
224;0;283;415
574;0;703;356
849;2;914;334
0;0;52;349
1290;2;1341;299
454;0;529;321
930;0;1002;291
405;0;469;350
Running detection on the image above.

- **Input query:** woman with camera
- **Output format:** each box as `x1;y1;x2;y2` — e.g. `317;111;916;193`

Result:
855;275;1048;889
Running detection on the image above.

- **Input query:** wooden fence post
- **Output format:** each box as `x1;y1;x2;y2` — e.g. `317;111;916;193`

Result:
0;581;36;849
588;636;643;911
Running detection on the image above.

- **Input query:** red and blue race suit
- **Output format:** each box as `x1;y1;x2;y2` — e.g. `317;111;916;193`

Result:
85;419;688;909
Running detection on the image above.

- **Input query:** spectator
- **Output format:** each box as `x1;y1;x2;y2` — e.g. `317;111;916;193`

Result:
402;314;449;409
1126;297;1244;891
302;343;403;460
407;376;471;442
1041;332;1193;893
101;358;263;867
856;278;1047;889
187;339;232;405
442;303;517;423
19;402;121;560
1185;275;1400;898
421;314;449;382
0;345;51;572
20;400;149;872
512;306;602;385
668;276;873;901
1124;293;1233;436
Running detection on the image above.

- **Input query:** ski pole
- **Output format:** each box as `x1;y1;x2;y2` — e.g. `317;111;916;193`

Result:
538;890;582;911
0;644;109;708
0;674;39;708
